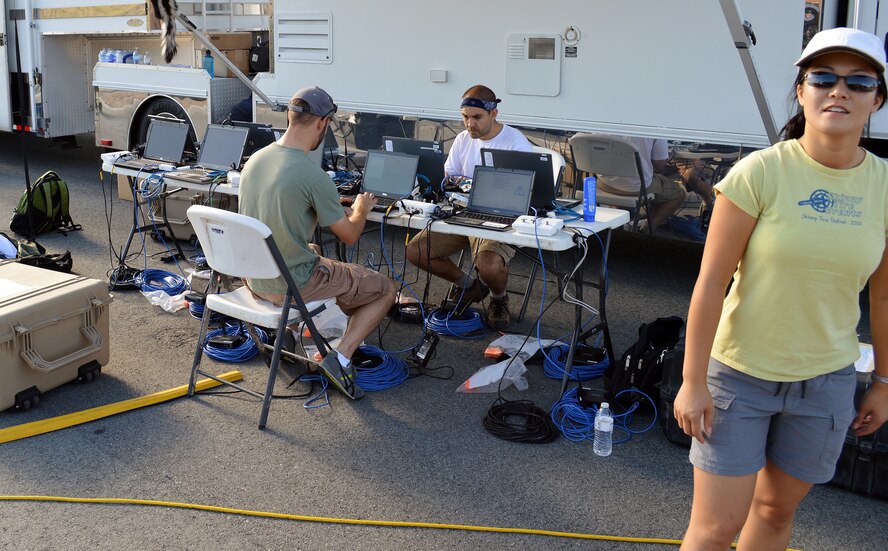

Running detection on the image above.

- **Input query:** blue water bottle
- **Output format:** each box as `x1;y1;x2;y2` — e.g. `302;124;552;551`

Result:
203;50;215;79
583;176;597;222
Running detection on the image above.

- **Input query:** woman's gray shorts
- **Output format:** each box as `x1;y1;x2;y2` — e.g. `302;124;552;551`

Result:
689;358;857;484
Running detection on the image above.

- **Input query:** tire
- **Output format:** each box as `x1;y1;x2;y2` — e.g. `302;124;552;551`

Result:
132;98;197;155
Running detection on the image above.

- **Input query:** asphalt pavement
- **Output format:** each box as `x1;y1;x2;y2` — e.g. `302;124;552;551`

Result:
0;132;885;550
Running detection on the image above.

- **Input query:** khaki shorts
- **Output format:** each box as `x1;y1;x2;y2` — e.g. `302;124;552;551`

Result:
409;229;515;263
252;256;395;312
598;174;687;204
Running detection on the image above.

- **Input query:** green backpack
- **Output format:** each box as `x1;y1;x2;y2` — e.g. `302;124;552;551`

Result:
9;171;81;236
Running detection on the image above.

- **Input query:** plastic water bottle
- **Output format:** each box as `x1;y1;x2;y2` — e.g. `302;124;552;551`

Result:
203;50;215;78
98;48;108;62
593;402;614;456
132;48;142;65
582;176;597;222
106;49;117;63
142;51;152;65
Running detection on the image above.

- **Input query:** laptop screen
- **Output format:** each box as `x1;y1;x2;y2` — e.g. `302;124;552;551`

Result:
144;120;189;162
468;166;535;216
198;125;250;170
383;136;446;187
361;150;420;198
230;121;275;158
481;148;555;209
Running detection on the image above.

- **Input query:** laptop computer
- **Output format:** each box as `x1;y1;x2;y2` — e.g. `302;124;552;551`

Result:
114;119;190;172
165;125;249;184
481;148;580;212
383;136;446;190
360;150;420;211
230;121;276;158
445;166;535;231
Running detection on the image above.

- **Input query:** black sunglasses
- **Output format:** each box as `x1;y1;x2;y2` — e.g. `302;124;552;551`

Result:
804;71;881;93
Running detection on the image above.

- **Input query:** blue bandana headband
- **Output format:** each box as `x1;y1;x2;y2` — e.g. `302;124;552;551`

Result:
460;97;501;111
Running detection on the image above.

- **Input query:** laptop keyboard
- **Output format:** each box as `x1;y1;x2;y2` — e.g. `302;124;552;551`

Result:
371;196;400;211
115;158;166;171
165;169;226;183
461;212;514;225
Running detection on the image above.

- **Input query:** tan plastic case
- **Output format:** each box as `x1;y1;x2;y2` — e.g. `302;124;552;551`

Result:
0;261;112;411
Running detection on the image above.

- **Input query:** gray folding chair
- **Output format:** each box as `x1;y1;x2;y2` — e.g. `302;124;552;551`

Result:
186;205;335;429
568;134;654;234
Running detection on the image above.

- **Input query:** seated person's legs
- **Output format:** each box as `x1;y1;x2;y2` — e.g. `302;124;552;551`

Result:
472;238;514;330
407;229;489;312
297;256;396;360
252;257;395;398
648;174;688;230
675;158;715;210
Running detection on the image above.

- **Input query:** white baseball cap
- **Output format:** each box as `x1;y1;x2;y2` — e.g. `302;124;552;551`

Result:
796;27;886;75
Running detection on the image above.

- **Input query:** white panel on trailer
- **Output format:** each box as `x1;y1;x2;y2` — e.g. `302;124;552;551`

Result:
0;0;11;131
257;0;806;147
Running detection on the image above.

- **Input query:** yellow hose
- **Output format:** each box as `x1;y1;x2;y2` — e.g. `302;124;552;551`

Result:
0;495;801;549
0;371;243;444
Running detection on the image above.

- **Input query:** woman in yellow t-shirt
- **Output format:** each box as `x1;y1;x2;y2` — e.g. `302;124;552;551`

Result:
674;28;888;550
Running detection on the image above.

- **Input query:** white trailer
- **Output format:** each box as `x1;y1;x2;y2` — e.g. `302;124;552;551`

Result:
242;0;888;150
89;1;888;154
1;0;266;141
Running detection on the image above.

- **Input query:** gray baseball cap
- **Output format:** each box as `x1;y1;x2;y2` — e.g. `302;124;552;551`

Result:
288;86;337;117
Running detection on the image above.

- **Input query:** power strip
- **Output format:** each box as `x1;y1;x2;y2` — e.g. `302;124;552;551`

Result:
512;215;564;236
399;199;441;216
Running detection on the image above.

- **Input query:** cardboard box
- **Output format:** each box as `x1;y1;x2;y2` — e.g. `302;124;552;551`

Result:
117;174;133;202
200;32;254;51
213;49;251;77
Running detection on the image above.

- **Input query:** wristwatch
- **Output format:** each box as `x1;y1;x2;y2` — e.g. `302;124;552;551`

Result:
872;372;888;385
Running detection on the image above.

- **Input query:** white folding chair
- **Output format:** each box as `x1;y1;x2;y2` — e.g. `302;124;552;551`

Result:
186;205;335;429
530;144;567;197
568;134;655;233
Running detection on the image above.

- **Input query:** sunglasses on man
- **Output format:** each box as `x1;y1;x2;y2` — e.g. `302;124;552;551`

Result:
804;71;881;93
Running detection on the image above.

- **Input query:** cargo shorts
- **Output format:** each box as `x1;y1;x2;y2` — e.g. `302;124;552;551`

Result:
689;358;857;484
252;256;395;313
409;229;515;264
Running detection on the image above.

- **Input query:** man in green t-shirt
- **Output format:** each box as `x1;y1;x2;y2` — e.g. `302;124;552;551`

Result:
239;86;396;400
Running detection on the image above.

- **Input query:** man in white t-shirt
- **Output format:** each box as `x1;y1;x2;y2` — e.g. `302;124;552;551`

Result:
596;136;687;230
405;85;532;330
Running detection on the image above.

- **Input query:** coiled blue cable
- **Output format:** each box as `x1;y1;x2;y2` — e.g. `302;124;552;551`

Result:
425;308;486;338
542;343;610;381
203;323;268;363
354;345;408;391
550;387;658;444
136;268;188;294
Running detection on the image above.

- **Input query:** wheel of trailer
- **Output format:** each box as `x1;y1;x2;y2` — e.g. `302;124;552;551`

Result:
30;395;40;407
133;98;197;155
19;398;32;411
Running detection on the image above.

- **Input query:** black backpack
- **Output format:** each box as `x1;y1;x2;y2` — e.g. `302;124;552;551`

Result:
10;171;82;236
604;316;685;407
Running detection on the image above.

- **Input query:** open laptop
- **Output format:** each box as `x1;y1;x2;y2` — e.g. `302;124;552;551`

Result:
445;166;535;232
165;125;250;184
114;119;190;172
383;136;446;190
360;150;420;211
231;121;276;158
481;148;580;212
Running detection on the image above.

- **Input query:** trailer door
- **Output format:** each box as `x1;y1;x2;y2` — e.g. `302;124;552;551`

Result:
0;0;11;131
